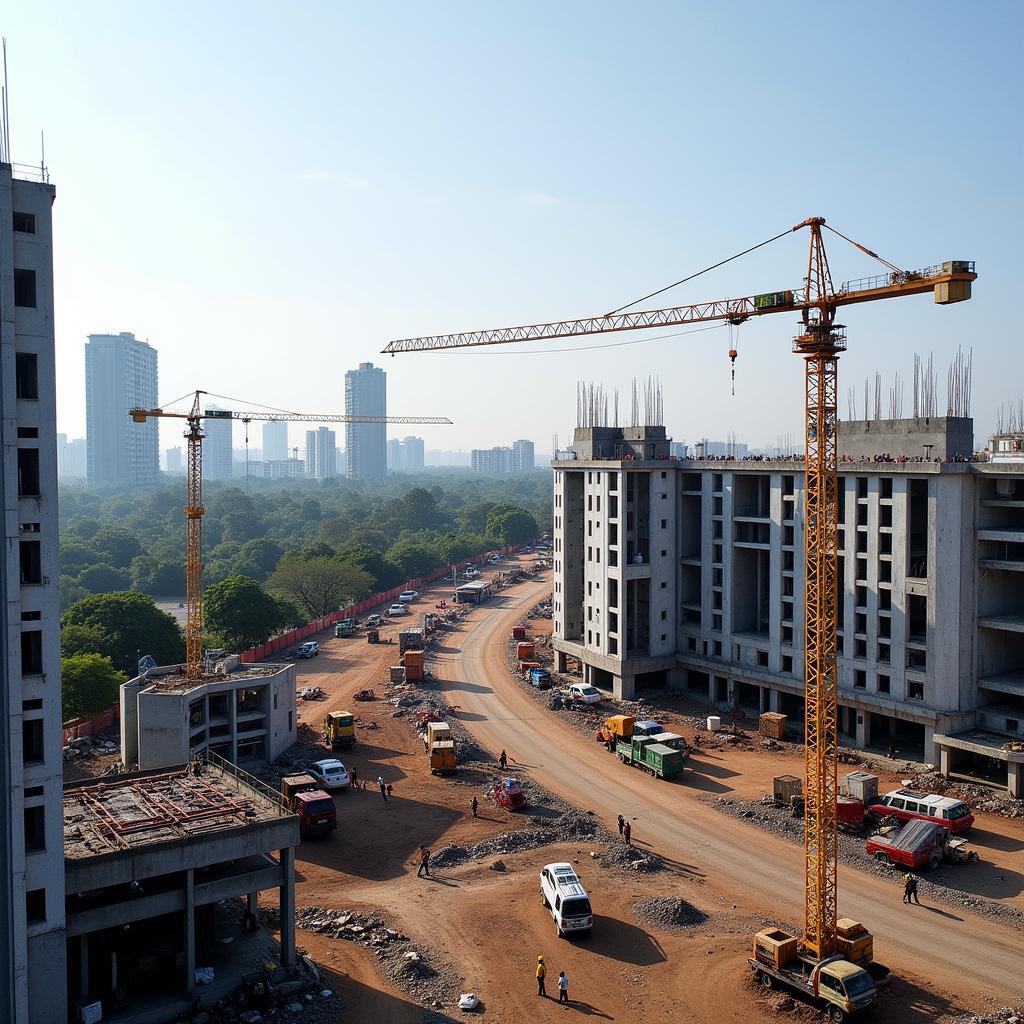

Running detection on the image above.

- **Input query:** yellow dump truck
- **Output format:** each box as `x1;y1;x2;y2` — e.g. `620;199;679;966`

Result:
324;711;355;749
424;721;456;773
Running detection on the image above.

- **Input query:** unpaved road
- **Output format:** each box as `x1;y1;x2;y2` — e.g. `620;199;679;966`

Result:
434;576;1024;1017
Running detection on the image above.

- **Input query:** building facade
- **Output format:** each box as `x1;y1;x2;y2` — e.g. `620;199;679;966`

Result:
512;439;535;472
551;420;1024;793
388;435;425;473
345;362;386;480
201;407;233;482
262;419;288;463
1;161;67;1022
471;446;513;473
85;331;158;488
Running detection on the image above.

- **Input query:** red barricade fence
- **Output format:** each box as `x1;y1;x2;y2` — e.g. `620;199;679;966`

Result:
63;702;120;746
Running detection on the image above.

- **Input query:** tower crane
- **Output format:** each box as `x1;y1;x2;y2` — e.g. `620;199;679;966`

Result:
130;390;453;682
381;219;976;962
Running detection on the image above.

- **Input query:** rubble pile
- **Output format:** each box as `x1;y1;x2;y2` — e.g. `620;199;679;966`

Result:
601;841;667;874
711;797;1024;928
911;772;1024;820
633;897;708;930
944;1008;1024;1024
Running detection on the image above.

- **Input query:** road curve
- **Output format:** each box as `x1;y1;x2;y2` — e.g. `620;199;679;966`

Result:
433;578;1022;1004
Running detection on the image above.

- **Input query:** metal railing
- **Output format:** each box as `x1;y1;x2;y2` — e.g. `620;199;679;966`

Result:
199;749;289;814
9;161;49;184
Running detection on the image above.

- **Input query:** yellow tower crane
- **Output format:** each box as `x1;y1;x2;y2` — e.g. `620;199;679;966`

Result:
380;219;975;960
131;390;453;681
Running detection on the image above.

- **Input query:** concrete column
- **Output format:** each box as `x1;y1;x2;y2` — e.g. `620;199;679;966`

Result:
938;745;952;777
923;725;935;764
229;692;238;763
555;650;568;673
279;847;296;971
616;673;636;701
1008;762;1023;800
726;679;737;705
768;688;781;712
855;712;869;749
247;891;259;930
184;868;195;993
707;676;716;703
80;934;90;998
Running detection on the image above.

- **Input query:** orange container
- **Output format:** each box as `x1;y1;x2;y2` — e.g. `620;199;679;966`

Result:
517;642;535;660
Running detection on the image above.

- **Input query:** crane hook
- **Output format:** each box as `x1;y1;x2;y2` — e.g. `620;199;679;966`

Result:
728;324;739;396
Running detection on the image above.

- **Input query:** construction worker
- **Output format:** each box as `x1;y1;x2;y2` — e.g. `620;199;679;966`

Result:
417;846;431;878
907;874;920;905
617;814;625;836
623;820;632;847
350;766;358;790
902;872;913;904
499;750;508;770
536;955;546;997
557;970;569;1004
471;796;479;818
378;776;388;802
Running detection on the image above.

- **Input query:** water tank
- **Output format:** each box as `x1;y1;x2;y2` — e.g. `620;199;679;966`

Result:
707;715;721;732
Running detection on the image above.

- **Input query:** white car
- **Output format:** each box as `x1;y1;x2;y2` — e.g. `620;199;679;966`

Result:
569;683;601;705
462;568;479;579
308;759;350;790
366;613;383;627
540;862;593;937
399;590;419;603
387;603;408;616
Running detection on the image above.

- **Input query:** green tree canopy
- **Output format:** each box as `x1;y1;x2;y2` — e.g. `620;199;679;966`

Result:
267;557;373;620
92;526;142;569
62;653;127;721
79;564;131;594
204;575;293;651
130;555;183;596
62;592;184;674
61;623;112;659
486;506;540;546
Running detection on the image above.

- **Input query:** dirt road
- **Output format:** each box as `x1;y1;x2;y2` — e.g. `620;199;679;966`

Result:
433;576;1023;1013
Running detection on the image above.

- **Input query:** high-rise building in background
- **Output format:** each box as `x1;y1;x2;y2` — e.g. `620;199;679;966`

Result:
512;439;535;472
471;446;514;473
202;406;233;481
85;331;158;488
345;362;386;480
315;426;337;480
1;160;68;1022
262;420;288;463
387;435;425;474
164;447;184;474
305;430;317;480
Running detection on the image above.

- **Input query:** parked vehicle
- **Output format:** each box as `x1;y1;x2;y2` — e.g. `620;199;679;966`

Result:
868;788;974;834
493;777;525;811
296;641;319;659
280;774;336;837
748;928;883;1021
424;721;456;773
334;618;356;637
649;731;691;760
540;862;593;938
529;668;552;689
387;603;409;617
866;818;976;869
633;720;664;737
366;613;383;628
615;736;684;779
462;567;479;579
399;590;419;603
366;627;380;644
323;710;355;748
568;683;601;705
308;758;351;791
399;628;425;654
489;554;502;563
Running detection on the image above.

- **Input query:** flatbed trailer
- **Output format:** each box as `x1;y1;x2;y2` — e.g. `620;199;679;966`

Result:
614;737;684;780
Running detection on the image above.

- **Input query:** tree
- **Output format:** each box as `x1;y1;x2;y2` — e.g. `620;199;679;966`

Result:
79;564;131;594
335;542;404;591
486;506;540;546
93;527;142;569
60;540;104;576
235;538;283;581
130;555;183;596
204;576;292;651
387;538;440;579
62;653;127;721
59;574;90;611
61;623;112;659
62;592;184;674
267;557;372;620
459;502;497;535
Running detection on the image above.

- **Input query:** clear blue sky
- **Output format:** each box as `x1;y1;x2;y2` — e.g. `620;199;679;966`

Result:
7;2;1022;453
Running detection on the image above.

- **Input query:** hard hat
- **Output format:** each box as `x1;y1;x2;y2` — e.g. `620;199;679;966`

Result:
537;955;544;961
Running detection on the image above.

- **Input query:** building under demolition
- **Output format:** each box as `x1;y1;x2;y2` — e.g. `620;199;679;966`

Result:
63;757;299;1023
551;417;1024;796
121;659;297;771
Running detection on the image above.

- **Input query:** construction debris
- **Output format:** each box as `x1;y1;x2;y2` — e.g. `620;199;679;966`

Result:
633;897;709;931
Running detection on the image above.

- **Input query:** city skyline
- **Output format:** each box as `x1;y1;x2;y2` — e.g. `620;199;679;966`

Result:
6;5;1017;451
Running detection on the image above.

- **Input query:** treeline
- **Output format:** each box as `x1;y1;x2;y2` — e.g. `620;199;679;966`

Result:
58;474;548;721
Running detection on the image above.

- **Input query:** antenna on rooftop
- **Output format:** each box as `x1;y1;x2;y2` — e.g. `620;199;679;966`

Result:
1;38;11;164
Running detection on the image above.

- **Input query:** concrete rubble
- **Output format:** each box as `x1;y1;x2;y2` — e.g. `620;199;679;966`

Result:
633;897;709;931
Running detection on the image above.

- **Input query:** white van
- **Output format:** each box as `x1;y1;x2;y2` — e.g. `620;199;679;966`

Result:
540;862;593;937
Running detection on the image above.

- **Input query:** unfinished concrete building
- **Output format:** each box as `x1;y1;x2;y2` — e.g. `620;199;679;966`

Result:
552;418;1024;794
64;758;299;1023
120;659;297;771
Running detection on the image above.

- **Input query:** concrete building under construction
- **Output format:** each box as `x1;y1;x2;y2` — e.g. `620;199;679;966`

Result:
63;757;299;1023
551;416;1024;795
120;659;297;772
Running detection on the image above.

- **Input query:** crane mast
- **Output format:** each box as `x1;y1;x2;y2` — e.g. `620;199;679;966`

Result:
381;219;975;959
131;392;453;681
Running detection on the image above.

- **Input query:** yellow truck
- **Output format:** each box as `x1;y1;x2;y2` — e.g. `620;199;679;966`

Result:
324;711;355;749
424;721;456;773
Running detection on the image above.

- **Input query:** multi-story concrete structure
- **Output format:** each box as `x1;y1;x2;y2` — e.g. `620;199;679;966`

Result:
552;418;1024;794
262;419;288;463
164;446;184;474
1;160;67;1023
512;438;535;472
262;458;304;479
86;331;158;488
64;760;299;1021
121;659;298;771
202;406;233;482
314;426;336;480
345;361;386;480
471;446;513;474
388;435;425;473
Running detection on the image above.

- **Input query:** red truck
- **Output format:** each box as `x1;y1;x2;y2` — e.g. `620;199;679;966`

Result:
281;773;337;837
866;818;960;871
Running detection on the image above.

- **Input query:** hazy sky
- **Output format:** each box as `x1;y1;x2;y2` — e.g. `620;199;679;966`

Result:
7;2;1022;454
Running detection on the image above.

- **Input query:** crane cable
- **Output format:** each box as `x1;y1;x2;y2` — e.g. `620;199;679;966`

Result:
604;225;795;317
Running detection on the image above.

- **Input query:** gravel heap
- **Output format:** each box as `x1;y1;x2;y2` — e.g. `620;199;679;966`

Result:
710;797;1024;929
944;1008;1024;1024
633;897;708;930
911;772;1024;820
600;841;667;874
268;908;463;1015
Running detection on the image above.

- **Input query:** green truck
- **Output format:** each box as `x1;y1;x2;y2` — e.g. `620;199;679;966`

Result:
615;736;684;780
